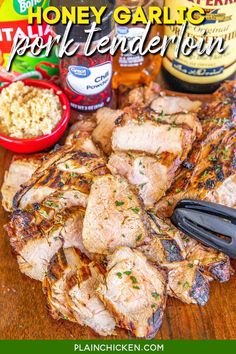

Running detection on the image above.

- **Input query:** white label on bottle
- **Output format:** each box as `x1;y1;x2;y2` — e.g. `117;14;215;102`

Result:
66;62;112;96
116;26;145;67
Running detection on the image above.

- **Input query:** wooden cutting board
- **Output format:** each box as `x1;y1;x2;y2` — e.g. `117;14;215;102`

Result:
0;89;236;340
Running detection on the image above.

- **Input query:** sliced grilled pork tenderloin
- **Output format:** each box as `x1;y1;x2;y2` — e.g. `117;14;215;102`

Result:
82;174;150;256
118;82;161;108
186;243;233;283
13;150;108;210
166;261;210;306
155;81;236;217
112;118;194;156
92;108;124;155
43;247;82;321
138;213;186;265
5;207;87;281
1;154;42;212
108;152;181;208
150;96;201;115
67;254;116;336
97;247;167;339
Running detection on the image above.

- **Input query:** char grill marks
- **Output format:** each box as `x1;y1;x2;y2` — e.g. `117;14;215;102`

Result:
43;247;116;336
106;95;202;208
2;82;236;338
5;143;109;281
155;81;236;218
97;247;167;339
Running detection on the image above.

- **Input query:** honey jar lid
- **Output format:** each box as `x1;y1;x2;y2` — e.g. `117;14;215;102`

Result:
54;0;114;43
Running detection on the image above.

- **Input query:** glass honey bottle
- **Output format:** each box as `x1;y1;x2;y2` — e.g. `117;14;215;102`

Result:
112;0;163;89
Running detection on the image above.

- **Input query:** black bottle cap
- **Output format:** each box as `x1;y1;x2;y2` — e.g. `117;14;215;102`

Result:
54;0;114;43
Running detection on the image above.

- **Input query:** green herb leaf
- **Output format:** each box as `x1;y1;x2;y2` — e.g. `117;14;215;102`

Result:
130;276;138;284
133;285;140;290
152;292;160;300
116;272;122;279
115;201;124;207
131;207;140;214
124;271;132;276
136;234;142;242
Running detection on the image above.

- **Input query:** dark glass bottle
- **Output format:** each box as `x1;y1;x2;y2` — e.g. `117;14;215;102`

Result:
163;0;236;94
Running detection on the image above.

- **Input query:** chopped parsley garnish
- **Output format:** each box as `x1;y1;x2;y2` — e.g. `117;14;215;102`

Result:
115;201;124;207
139;183;147;190
130;276;138;284
131;207;140;214
133;286;140;290
45;201;58;208
124;271;132;276
136;234;142;242
64;163;69;169
183;281;190;289
188;263;194;268
70;172;78;177
151;304;156;309
39;210;48;218
116;272;122;279
152;292;160;300
175;188;182;193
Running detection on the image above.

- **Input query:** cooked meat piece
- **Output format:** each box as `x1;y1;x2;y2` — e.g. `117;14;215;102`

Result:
112;119;193;156
92;108;124;154
1;154;42;212
65;131;101;156
82;175;149;255
155;82;236;217
150;113;202;138
97;247;167;338
167;261;210;306
150;96;201;115
67;252;116;336
5;207;88;281
139;213;186;265
108;152;180;208
14;150;108;210
68;117;96;134
43;248;82;321
117;82;161;109
186;243;233;283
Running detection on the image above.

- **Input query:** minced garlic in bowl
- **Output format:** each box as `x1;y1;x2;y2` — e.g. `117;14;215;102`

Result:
0;81;62;139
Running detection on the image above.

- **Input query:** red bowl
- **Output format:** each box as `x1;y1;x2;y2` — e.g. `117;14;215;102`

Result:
0;79;70;154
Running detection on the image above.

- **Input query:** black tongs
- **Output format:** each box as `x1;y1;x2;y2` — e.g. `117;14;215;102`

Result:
171;200;236;259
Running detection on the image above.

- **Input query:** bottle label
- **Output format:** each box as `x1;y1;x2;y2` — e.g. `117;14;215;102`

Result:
163;0;236;84
116;26;145;67
67;62;112;96
61;52;112;112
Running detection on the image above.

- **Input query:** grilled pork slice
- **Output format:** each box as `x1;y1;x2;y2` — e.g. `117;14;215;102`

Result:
82;175;149;256
14;150;108;210
167;261;210;306
108;152;180;208
5;207;87;281
138;213;186;265
150;96;201;115
118;82;161;109
155;83;236;218
97;247;167;339
1;154;42;212
65;130;102;157
43;248;81;321
112;118;193;156
67;253;116;336
186;243;233;283
92;108;124;155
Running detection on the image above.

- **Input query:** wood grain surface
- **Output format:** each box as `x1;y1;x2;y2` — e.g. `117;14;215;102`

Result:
0;88;236;340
